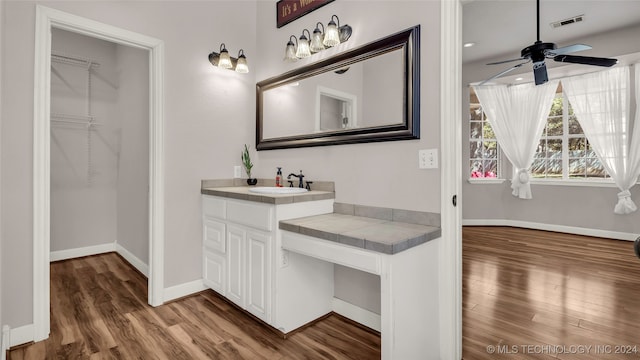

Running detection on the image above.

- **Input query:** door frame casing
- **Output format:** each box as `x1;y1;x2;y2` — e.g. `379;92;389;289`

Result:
33;5;165;341
439;0;463;358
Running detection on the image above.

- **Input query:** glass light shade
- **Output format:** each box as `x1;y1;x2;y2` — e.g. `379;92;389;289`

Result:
235;55;249;73
284;41;297;62
218;49;233;69
296;38;311;58
310;30;325;53
323;21;340;47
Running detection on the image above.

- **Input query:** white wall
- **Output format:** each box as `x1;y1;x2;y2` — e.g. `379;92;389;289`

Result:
255;1;441;316
115;44;149;265
1;0;257;330
50;29;119;252
462;24;640;235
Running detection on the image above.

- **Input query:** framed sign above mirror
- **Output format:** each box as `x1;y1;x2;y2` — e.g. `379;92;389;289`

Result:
256;25;420;150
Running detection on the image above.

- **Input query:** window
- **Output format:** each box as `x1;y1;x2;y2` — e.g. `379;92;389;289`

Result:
469;88;499;178
531;83;609;180
469;83;610;182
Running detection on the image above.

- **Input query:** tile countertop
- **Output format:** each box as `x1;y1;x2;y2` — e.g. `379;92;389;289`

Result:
201;179;335;205
279;212;442;255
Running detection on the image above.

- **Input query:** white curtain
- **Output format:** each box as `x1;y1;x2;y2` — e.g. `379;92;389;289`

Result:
562;66;640;214
474;80;559;199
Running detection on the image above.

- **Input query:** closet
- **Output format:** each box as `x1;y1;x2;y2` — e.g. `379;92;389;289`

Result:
50;28;150;274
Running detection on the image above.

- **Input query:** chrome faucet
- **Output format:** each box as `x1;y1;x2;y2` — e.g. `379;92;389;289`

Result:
287;170;305;188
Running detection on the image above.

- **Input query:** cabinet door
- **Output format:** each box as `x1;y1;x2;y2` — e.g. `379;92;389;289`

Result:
246;230;272;322
226;226;245;308
203;218;226;253
203;250;225;294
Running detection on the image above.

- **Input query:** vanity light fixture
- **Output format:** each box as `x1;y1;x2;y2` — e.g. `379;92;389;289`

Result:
296;29;312;59
310;22;325;53
282;15;352;62
284;35;298;62
208;43;249;73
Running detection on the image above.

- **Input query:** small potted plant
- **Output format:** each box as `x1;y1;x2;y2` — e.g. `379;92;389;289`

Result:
241;144;257;185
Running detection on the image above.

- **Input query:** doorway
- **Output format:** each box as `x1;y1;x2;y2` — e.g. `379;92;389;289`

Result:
33;5;165;342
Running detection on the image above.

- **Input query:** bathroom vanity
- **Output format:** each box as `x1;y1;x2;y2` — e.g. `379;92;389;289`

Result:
201;179;442;359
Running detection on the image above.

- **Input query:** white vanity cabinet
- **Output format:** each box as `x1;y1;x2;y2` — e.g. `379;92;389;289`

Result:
201;193;334;331
225;224;272;322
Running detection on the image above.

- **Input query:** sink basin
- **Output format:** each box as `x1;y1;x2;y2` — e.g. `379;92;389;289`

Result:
248;187;309;194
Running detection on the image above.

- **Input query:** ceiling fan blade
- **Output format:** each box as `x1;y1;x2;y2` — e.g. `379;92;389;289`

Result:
478;60;531;86
549;44;592;56
486;57;527;65
533;61;548;85
553;55;617;67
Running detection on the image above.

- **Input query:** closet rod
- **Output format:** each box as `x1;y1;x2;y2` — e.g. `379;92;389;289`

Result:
51;113;102;126
51;52;100;69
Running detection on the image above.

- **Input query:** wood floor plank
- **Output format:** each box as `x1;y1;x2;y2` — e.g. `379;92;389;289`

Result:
9;252;381;359
463;226;640;360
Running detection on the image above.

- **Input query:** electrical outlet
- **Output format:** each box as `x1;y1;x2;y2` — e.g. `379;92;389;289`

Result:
233;165;242;178
281;250;290;268
419;149;438;169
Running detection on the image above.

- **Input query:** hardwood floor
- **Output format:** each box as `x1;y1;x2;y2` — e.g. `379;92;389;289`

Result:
463;226;640;360
9;252;380;359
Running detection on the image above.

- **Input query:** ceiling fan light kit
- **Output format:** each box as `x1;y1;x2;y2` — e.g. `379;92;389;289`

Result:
481;0;617;86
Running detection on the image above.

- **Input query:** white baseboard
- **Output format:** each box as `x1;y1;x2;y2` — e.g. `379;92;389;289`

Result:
8;323;33;347
462;219;638;241
115;244;148;277
332;297;381;332
163;279;207;303
2;325;10;359
50;243;116;262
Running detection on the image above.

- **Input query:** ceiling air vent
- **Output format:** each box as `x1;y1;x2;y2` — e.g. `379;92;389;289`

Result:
550;14;584;29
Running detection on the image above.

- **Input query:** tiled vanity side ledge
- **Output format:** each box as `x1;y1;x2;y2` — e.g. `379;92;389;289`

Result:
279;202;441;255
200;179;335;205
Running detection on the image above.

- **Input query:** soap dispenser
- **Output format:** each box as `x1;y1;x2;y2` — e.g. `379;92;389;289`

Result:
276;167;283;187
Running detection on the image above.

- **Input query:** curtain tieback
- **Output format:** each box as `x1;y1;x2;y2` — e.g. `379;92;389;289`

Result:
614;190;637;215
511;169;533;199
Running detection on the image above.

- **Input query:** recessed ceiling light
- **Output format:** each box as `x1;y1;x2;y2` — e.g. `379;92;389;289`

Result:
463;42;475;48
515;77;524;81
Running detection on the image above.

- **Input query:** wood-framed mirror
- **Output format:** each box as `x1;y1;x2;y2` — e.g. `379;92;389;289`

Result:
256;25;420;150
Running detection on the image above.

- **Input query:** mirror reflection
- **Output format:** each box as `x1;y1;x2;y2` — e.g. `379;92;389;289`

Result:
257;25;420;150
262;50;403;139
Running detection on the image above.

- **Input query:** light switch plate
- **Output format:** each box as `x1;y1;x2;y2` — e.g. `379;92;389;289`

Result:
419;149;438;169
233;165;242;178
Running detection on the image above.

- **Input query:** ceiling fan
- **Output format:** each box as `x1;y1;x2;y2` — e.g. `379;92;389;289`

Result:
481;0;618;86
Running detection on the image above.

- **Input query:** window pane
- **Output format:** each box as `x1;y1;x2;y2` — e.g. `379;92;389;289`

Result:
547;116;563;136
586;157;607;177
483;160;497;178
569;159;586;177
470;141;481;159
470;160;484;178
548;155;562;176
547;139;562;156
483;122;495;139
549;97;563;116
568;137;585;157
470;121;482;139
483;141;497;158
